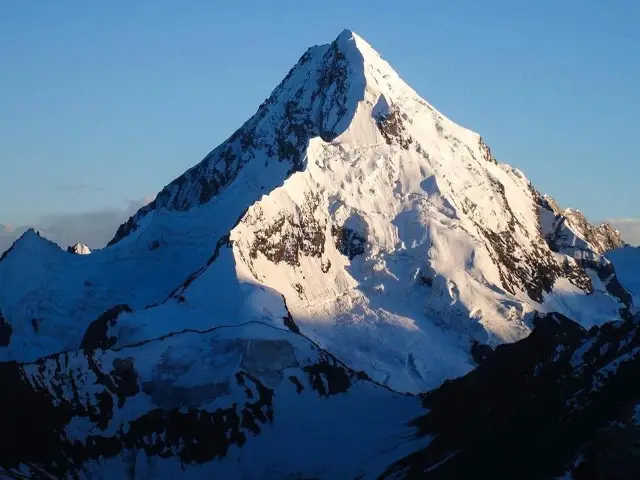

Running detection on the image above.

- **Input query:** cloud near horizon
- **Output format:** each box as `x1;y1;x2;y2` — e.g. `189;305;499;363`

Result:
606;218;640;247
3;201;637;256
0;195;155;255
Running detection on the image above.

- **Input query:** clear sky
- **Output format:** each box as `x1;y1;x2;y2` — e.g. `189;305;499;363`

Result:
1;1;638;243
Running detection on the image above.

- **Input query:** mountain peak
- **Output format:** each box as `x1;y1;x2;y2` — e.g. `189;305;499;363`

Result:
336;28;357;40
0;228;60;264
110;30;393;239
334;28;377;62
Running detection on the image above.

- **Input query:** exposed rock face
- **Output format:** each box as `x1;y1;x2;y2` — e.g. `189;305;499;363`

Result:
533;189;632;315
79;305;132;352
536;192;625;257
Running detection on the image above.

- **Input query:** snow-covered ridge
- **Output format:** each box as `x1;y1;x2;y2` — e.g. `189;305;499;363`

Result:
0;322;425;479
0;30;632;395
108;29;370;245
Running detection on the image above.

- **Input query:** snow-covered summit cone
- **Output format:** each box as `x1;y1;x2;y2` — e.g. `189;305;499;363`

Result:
104;29;631;391
0;30;632;393
67;243;91;255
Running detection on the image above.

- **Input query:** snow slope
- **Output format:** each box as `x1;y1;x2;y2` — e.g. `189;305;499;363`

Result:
0;30;631;395
608;246;640;303
0;322;426;479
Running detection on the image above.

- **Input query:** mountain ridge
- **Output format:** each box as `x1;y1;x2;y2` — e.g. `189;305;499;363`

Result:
0;29;631;390
0;29;637;478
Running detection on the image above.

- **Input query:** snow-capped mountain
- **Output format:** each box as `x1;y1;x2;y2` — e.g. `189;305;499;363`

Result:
67;243;92;255
106;29;629;390
0;29;636;478
0;30;631;389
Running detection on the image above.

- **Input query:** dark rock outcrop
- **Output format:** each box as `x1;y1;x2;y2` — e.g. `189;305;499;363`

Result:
0;311;13;347
381;312;640;479
470;341;494;365
79;304;132;352
331;225;366;260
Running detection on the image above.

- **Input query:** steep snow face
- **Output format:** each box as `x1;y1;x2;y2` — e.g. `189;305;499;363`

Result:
222;31;630;390
0;31;630;393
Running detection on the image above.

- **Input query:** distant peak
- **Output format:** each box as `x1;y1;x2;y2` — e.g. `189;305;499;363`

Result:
16;228;53;246
23;228;40;238
67;243;91;255
0;228;61;264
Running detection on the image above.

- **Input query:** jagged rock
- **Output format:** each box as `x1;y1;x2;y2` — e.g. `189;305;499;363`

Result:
470;341;494;365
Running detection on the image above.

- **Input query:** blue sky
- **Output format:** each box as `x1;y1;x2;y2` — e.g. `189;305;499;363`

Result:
1;1;638;244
